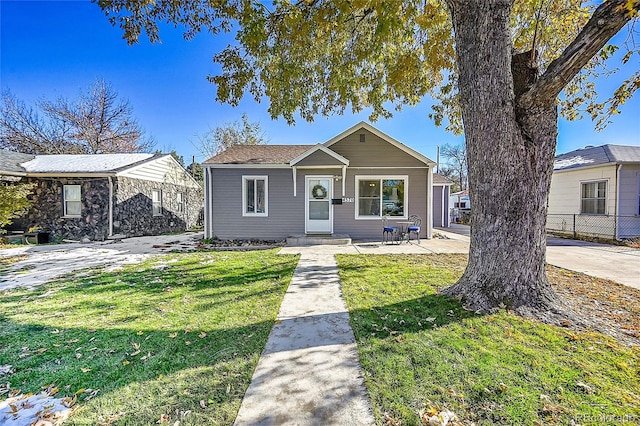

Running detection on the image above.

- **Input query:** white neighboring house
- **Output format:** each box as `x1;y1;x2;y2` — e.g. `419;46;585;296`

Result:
547;144;640;239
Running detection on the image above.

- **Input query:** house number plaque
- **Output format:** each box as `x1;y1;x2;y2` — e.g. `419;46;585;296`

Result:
342;197;355;203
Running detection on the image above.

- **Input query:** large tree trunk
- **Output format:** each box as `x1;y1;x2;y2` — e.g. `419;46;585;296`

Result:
443;0;636;313
443;0;560;313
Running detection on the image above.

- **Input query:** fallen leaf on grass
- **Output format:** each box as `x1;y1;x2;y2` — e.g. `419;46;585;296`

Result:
80;368;91;373
498;383;508;392
75;353;82;359
185;341;191;346
122;360;130;366
130;350;141;357
137;331;144;336
168;333;177;338
157;414;170;423
132;342;140;350
141;352;152;361
576;381;594;394
199;332;207;339
199;400;207;409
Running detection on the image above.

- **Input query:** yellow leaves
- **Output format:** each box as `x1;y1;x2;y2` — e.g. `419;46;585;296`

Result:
498;382;509;392
169;333;178;338
80;367;92;373
130;350;141;357
199;332;207;339
122;360;130;366
137;331;144;336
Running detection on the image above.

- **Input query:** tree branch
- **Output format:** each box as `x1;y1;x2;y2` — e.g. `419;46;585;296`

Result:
520;0;639;109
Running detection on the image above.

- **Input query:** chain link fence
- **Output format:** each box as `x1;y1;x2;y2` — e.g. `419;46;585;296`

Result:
546;214;640;240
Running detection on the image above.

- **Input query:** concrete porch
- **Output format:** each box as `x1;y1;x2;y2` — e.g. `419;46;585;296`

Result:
286;234;352;246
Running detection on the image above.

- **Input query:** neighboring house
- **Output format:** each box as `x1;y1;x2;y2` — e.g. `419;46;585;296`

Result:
433;174;453;228
547;144;640;239
449;190;470;210
0;151;203;241
448;190;470;223
202;122;440;241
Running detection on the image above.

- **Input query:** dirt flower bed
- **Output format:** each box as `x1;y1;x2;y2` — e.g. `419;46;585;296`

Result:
198;238;286;251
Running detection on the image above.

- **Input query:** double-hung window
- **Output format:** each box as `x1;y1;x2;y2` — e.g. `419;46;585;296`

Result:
63;184;81;217
152;190;163;216
355;176;407;219
581;181;606;215
243;176;268;216
177;192;184;213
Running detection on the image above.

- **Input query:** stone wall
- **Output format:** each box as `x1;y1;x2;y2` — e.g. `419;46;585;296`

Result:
11;177;111;241
9;176;203;241
112;177;203;237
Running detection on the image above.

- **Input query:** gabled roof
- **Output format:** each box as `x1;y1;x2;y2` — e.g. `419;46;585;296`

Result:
323;121;436;166
0;150;35;175
289;144;349;166
554;144;640;171
433;173;453;185
204;145;311;165
20;153;156;173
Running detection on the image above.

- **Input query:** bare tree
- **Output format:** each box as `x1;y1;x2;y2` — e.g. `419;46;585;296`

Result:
193;113;268;160
0;80;154;154
440;143;468;192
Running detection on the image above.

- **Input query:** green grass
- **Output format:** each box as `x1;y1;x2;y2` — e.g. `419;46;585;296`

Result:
337;254;640;425
0;250;298;425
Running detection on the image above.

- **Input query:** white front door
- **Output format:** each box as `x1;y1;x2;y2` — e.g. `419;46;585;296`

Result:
305;176;333;234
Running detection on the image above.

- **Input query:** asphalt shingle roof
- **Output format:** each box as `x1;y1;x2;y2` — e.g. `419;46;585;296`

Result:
0;150;35;174
203;145;312;164
19;153;156;173
554;144;640;171
433;173;453;185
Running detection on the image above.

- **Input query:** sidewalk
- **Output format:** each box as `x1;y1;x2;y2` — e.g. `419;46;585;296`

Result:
234;253;375;425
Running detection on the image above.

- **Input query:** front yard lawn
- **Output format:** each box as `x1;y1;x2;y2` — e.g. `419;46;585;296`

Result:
337;254;640;425
0;250;298;425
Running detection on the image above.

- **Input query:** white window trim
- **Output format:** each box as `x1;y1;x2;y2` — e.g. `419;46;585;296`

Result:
152;189;163;216
579;179;607;215
63;184;82;218
354;175;408;220
177;191;185;213
242;175;269;217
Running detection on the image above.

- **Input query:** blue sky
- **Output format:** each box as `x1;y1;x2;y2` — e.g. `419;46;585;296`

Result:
1;0;638;165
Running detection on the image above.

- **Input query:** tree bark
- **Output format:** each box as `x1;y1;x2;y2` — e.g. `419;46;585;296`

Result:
443;0;559;312
443;0;638;313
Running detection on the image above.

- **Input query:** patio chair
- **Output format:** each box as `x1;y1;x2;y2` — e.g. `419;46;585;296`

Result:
407;214;422;243
382;215;400;245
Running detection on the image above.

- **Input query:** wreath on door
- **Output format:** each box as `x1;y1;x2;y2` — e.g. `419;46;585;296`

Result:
312;184;327;199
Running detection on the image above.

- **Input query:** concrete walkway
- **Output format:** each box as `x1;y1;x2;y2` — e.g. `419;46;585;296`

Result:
234;253;375;425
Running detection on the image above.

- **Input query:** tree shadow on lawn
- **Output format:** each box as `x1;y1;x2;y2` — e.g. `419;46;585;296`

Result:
0;316;273;425
0;252;299;425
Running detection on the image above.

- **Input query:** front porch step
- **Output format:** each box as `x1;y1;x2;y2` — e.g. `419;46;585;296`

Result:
286;234;351;246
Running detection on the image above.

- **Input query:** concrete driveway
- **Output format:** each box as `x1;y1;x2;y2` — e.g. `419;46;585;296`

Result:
0;232;202;291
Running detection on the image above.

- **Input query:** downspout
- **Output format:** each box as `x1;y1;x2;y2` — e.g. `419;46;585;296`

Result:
426;166;433;239
204;166;211;239
615;163;621;239
441;186;446;227
108;176;114;238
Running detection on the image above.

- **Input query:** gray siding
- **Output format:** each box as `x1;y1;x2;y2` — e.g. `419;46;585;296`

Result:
329;129;426;168
210;167;429;241
295;150;345;167
433;186;443;227
211;168;304;240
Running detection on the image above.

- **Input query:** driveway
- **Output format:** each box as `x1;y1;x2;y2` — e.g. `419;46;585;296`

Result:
0;232;202;291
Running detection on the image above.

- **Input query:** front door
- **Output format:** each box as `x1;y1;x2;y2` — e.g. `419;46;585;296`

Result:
306;176;332;234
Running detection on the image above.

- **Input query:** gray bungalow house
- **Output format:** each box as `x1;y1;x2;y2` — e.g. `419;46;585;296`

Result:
547;144;640;239
203;122;441;241
1;151;203;241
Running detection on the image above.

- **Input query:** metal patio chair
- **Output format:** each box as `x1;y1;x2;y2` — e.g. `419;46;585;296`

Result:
382;215;400;244
407;214;422;243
